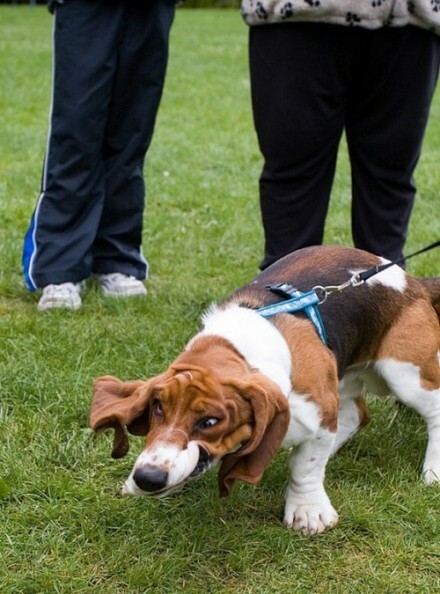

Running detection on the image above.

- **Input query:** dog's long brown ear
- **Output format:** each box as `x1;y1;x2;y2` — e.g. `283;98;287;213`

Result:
218;374;290;496
90;375;164;459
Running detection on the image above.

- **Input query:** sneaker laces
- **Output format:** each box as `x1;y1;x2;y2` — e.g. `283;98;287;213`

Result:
45;282;82;295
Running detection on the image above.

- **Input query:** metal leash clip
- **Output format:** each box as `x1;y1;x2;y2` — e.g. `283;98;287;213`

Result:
313;273;364;304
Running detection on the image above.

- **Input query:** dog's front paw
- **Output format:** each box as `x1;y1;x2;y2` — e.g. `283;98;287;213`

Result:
283;491;339;535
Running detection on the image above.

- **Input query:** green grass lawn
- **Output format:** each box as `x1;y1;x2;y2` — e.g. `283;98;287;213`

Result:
1;7;439;593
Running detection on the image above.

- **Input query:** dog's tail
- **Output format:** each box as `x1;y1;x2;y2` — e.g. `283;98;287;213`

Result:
418;277;440;320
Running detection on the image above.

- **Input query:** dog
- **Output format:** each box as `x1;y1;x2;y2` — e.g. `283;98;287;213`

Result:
90;245;440;534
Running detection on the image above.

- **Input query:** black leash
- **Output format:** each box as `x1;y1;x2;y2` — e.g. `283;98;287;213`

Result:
314;239;440;302
355;239;440;284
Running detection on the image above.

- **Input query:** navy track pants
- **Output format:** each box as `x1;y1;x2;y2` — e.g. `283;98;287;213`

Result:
23;0;175;290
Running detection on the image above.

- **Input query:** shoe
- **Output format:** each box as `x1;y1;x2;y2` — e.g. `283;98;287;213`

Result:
37;282;83;311
96;273;147;297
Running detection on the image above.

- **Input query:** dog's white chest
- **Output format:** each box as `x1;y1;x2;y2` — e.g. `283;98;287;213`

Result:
192;304;292;397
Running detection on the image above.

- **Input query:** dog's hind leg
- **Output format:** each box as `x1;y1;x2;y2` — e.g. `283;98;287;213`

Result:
376;357;440;484
375;301;440;483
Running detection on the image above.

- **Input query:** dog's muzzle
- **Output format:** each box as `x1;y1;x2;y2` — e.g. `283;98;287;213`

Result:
127;445;212;496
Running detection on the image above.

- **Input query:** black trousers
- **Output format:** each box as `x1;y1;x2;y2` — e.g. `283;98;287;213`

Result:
23;0;175;289
249;23;440;269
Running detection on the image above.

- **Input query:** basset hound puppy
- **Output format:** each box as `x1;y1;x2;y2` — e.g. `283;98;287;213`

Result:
90;245;440;534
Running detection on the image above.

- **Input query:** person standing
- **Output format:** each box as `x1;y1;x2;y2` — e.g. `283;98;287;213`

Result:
241;1;440;269
23;0;175;310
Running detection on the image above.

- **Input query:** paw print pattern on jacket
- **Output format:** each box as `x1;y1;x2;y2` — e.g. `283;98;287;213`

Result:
256;1;268;19
346;12;361;24
281;3;294;18
240;0;440;34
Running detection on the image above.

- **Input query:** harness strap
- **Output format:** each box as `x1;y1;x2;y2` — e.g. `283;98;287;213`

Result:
256;283;327;345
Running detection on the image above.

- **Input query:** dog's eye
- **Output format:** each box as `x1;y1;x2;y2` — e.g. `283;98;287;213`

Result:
197;417;219;430
152;399;163;417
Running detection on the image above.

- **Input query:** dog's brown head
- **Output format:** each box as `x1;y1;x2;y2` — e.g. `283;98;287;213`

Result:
91;355;290;497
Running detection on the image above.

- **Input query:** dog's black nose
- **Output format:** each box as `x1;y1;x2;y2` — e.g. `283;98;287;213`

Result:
133;466;168;493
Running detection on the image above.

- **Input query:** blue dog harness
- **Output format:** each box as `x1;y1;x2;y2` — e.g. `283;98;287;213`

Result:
256;283;327;345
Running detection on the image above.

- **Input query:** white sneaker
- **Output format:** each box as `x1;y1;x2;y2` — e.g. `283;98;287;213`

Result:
37;282;83;311
96;273;147;297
